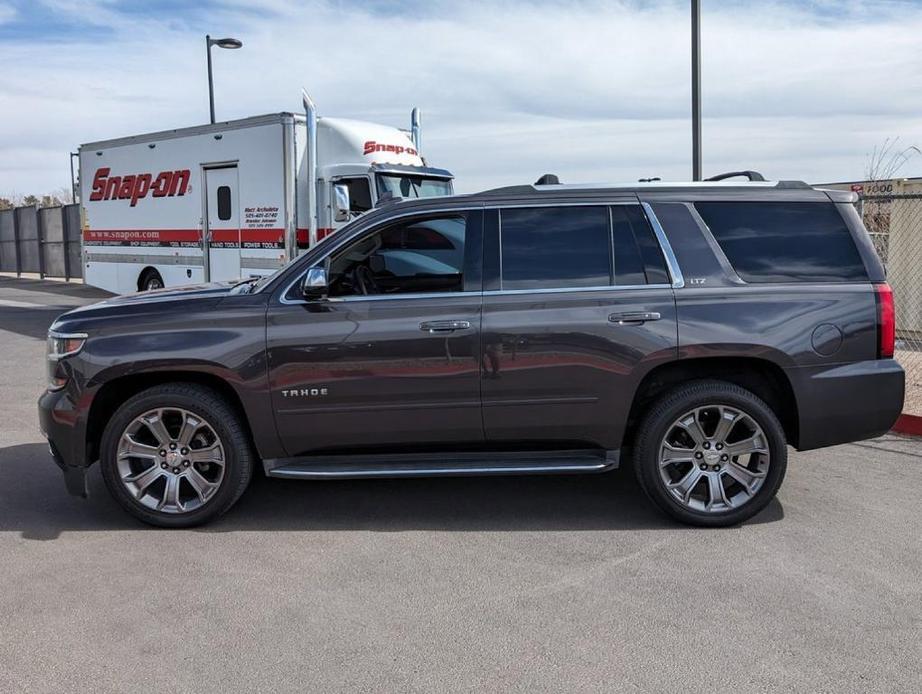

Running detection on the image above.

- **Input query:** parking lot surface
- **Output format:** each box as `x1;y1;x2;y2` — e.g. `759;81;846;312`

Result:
1;276;920;693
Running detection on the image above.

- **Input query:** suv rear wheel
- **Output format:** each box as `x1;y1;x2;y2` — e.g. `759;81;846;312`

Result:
633;380;787;527
100;384;254;528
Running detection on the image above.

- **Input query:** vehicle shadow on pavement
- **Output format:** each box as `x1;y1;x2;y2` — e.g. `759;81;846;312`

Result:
0;305;78;340
0;276;113;300
0;443;784;539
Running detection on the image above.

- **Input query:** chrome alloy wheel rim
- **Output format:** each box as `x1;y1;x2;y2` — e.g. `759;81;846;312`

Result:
658;405;770;513
116;408;226;514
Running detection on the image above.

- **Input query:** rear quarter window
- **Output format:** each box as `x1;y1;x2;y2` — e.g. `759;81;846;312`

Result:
695;201;868;283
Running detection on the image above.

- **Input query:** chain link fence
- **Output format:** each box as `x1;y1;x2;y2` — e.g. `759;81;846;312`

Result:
0;203;82;280
860;192;922;417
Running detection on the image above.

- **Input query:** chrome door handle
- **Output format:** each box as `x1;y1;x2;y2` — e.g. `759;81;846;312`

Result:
609;311;661;325
419;320;472;333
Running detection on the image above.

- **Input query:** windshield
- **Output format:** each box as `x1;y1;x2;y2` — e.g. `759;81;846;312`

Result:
376;174;452;200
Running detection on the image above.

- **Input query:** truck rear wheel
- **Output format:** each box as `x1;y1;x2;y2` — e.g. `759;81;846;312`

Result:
139;268;164;292
99;384;254;528
632;380;787;527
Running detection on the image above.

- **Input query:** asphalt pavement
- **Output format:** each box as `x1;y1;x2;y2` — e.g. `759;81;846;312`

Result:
1;275;920;693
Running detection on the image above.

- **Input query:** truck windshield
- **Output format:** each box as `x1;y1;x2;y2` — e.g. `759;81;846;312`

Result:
376;174;452;199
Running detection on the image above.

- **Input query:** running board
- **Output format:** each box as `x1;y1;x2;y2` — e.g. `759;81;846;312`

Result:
264;450;619;480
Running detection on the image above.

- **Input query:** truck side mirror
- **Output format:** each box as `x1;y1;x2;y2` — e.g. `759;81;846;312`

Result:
333;184;350;223
301;265;328;300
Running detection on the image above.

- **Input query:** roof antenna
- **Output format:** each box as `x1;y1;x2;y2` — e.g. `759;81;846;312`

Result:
534;174;560;185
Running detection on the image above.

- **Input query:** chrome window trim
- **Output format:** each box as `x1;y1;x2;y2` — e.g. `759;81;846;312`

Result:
608;206;617;282
281;283;675;306
278;201;685;305
641;202;686;289
484;201;637;210
484;284;671;296
300;291;481;304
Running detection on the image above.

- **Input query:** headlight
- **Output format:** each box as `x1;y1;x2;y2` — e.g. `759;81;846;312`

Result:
47;331;87;360
47;330;87;390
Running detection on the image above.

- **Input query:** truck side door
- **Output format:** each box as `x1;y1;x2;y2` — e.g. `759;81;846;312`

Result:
266;209;484;456
480;202;679;451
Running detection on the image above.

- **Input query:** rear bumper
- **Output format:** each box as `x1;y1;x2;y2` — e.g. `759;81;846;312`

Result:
788;359;905;450
38;387;89;497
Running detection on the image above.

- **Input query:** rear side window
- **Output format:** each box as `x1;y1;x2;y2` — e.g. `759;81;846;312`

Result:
696;202;867;282
500;206;611;289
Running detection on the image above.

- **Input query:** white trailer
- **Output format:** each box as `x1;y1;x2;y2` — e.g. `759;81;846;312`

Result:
78;94;454;293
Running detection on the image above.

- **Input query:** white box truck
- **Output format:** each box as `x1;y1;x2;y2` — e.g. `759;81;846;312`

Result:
78;92;454;293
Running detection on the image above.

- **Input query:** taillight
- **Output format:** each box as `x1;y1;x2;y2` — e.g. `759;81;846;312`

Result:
875;283;895;359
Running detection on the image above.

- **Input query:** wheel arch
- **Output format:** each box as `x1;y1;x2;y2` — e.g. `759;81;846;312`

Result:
625;357;800;449
86;370;258;465
137;266;163;291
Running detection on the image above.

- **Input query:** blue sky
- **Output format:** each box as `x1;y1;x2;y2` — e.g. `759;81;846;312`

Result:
1;0;922;194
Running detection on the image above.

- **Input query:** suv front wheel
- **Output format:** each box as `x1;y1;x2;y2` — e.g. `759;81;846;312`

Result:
99;384;254;528
633;380;787;527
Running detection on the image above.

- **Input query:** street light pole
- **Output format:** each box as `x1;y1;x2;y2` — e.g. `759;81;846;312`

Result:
205;35;243;124
206;35;216;124
691;0;702;181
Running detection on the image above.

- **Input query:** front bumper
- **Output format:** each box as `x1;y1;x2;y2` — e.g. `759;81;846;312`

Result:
38;387;89;497
788;358;905;450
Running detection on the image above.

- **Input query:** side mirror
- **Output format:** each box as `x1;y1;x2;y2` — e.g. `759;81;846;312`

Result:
301;265;328;300
333;183;350;223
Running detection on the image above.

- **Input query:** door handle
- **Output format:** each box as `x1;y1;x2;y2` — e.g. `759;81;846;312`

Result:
419;320;472;333
608;311;661;325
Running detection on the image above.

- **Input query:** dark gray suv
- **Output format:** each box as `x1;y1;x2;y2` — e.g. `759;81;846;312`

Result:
39;175;905;527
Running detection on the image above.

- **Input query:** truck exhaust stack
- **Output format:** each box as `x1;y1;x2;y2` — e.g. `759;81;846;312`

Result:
302;89;319;248
411;107;421;154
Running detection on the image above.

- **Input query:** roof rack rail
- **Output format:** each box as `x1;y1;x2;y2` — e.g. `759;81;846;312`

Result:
535;173;560;185
705;170;766;182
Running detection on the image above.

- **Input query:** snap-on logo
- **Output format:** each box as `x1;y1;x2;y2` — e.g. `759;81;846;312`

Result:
89;167;191;207
363;140;418;157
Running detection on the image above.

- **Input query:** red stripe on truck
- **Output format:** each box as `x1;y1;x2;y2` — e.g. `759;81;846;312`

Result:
84;227;334;248
83;228;287;247
83;229;202;243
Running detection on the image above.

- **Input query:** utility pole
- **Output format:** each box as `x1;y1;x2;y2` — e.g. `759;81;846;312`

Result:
691;0;702;181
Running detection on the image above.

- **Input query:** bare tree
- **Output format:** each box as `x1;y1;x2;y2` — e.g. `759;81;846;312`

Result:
0;187;75;208
865;137;921;182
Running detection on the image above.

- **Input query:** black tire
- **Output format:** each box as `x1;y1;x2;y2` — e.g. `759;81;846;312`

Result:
100;383;254;528
633;380;787;527
139;269;164;292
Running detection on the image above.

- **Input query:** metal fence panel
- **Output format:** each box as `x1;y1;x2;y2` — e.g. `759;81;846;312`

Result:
40;206;67;278
14;207;40;273
861;193;922;418
64;204;82;279
0;208;16;272
0;205;82;279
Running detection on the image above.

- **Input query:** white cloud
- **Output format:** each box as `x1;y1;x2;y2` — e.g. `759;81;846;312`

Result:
2;0;922;195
